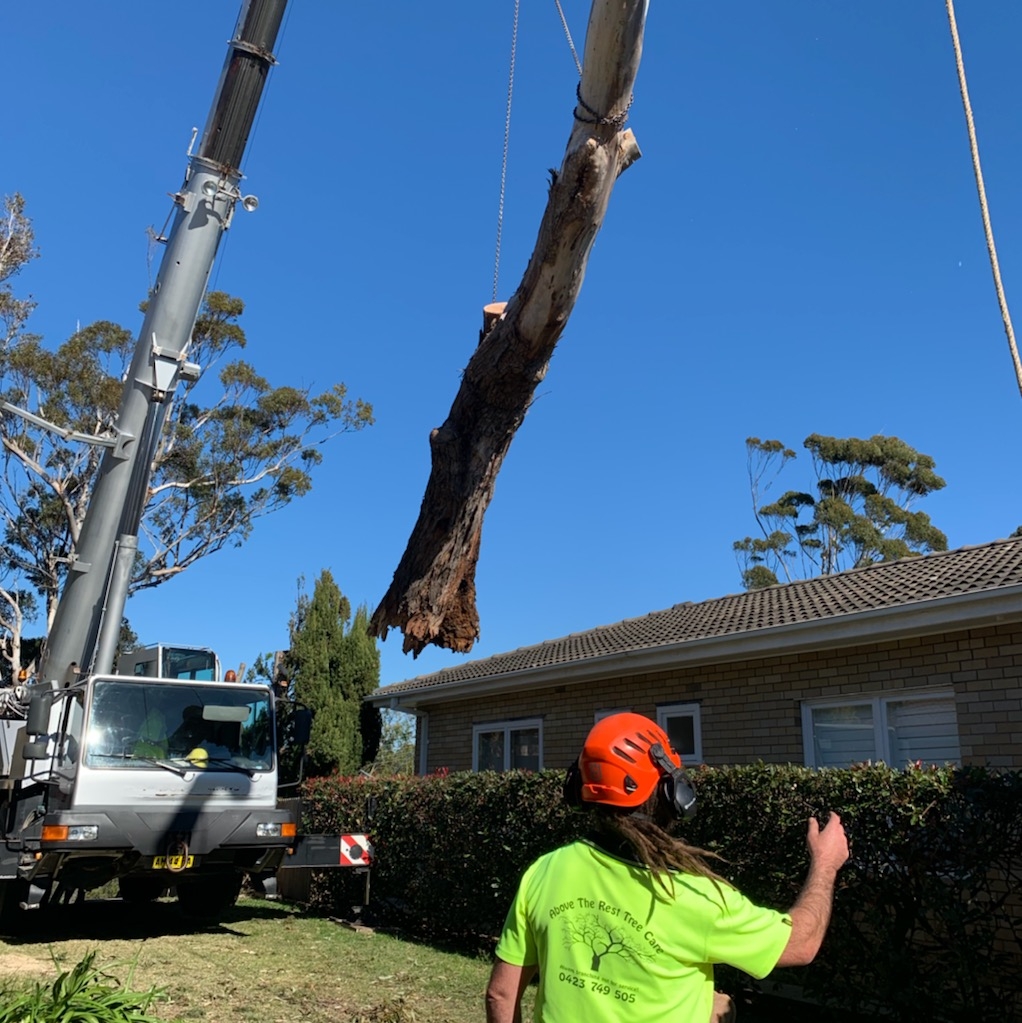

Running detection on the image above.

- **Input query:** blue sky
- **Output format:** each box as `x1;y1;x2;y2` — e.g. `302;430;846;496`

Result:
6;1;1022;690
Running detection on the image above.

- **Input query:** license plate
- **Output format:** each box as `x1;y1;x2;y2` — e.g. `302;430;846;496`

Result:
152;854;194;869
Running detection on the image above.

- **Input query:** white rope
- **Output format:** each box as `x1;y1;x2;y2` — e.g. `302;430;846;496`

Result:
945;0;1022;397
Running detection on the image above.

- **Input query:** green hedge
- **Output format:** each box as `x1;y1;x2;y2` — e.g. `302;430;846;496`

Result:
300;765;1022;1022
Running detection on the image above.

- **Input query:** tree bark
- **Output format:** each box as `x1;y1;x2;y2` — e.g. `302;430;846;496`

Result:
370;0;648;656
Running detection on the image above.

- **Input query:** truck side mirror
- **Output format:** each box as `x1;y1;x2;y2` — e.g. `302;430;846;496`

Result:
26;690;54;736
292;708;313;746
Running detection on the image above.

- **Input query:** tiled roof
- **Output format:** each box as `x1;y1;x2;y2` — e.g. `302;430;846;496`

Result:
379;538;1022;696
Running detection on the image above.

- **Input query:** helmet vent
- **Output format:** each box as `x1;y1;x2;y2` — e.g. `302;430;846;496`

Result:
623;774;638;794
611;744;637;764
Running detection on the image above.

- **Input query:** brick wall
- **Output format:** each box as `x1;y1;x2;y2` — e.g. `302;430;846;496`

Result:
415;622;1022;773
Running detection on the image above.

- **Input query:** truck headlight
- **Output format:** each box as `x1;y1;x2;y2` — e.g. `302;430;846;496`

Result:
256;822;296;838
41;825;99;842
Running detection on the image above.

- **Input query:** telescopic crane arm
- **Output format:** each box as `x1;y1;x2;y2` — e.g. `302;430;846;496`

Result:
39;0;288;686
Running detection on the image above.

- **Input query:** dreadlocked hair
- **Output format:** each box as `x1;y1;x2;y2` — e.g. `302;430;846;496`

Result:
590;792;728;897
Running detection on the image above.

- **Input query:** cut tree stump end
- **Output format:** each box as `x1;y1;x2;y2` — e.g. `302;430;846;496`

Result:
480;302;508;341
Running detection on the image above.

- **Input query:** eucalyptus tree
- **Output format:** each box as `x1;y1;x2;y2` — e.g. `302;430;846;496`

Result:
734;434;948;589
0;194;373;679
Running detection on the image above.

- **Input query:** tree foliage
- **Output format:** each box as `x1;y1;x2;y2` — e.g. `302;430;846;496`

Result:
0;193;37;352
0;193;41;676
0;194;373;680
734;434;948;589
366;710;416;776
282;571;381;777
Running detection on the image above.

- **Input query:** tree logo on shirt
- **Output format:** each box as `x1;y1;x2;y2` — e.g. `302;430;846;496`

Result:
562;912;657;972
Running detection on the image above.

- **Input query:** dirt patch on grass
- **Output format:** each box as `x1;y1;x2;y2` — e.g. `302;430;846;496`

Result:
0;952;50;976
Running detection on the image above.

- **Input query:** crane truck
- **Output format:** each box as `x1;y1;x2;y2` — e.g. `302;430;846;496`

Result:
0;0;358;926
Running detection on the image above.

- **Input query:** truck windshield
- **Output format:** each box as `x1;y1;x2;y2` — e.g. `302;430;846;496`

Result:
84;680;273;773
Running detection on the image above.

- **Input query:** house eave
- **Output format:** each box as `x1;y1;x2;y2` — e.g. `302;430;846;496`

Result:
368;585;1022;711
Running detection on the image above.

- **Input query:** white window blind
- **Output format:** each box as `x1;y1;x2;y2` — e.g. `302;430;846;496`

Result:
803;690;960;768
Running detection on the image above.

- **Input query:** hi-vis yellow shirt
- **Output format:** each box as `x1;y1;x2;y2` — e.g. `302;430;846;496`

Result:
495;839;792;1023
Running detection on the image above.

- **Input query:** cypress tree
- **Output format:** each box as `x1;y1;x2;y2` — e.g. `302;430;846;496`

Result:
284;571;380;776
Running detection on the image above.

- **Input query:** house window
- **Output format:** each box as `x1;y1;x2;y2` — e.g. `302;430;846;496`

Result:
802;689;961;769
473;718;542;772
655;703;702;763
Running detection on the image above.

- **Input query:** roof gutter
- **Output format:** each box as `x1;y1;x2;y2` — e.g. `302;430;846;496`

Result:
368;584;1022;711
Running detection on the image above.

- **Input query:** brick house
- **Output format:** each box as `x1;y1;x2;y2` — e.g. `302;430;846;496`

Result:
366;538;1022;776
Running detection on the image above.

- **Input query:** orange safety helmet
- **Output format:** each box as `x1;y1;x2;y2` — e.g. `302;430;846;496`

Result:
577;712;683;809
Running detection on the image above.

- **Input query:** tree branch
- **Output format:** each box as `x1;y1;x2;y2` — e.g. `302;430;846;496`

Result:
371;0;647;655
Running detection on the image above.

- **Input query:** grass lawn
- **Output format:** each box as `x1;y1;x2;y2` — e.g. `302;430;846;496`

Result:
0;896;497;1023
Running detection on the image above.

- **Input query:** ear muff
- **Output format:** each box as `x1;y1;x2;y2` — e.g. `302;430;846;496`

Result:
649;743;697;820
563;758;585;808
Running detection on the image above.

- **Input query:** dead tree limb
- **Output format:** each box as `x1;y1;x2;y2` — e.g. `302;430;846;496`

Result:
370;0;648;656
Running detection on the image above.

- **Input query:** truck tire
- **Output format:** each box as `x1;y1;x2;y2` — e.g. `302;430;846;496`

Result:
0;879;28;934
118;877;168;903
176;874;242;921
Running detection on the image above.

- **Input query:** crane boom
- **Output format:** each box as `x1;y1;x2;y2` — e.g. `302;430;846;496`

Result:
40;0;288;686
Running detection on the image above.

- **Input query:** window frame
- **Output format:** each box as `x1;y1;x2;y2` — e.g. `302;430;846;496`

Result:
655;702;703;763
801;687;961;768
472;717;543;772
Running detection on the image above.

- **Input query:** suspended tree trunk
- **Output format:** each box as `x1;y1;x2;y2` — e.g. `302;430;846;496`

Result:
370;0;648;656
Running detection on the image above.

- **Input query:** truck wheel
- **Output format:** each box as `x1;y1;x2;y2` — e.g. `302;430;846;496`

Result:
176;874;242;920
118;877;167;903
0;879;28;934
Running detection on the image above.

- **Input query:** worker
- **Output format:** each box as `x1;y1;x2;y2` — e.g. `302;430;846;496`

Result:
132;706;168;758
485;712;849;1023
168;705;208;753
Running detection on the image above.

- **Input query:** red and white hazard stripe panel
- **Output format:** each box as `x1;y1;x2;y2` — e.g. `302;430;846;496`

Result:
339;833;373;867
